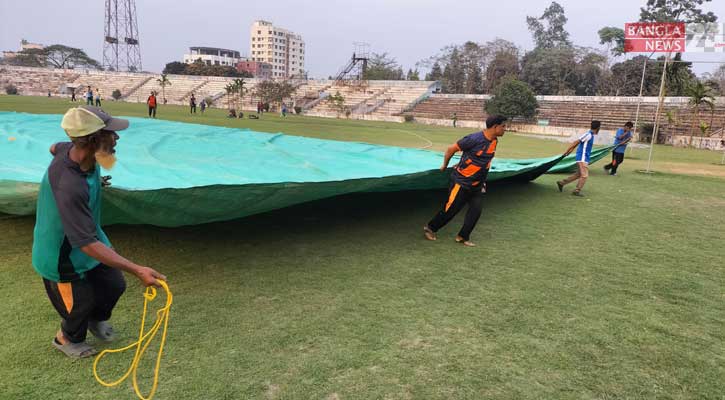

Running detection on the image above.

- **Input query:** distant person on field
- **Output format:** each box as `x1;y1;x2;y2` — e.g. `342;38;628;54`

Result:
200;98;207;114
452;112;458;128
70;88;76;102
423;115;508;247
227;108;237;118
33;105;166;358
48;90;52;98
85;86;93;105
189;93;196;114
147;91;157;118
557;120;601;197
94;88;101;107
603;121;633;176
281;103;287;117
257;101;263;114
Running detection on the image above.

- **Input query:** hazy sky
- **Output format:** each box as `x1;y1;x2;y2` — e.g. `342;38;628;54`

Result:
1;0;723;77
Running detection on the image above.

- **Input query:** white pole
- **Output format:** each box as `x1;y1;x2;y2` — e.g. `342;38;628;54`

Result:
645;53;670;173
631;51;656;149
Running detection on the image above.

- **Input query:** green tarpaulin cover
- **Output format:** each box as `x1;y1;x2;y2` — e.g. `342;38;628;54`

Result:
0;112;610;226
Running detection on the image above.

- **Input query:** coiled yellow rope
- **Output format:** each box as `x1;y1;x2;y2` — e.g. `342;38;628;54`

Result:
93;280;172;400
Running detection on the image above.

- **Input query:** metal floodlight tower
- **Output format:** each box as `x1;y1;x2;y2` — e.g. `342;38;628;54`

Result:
103;0;142;72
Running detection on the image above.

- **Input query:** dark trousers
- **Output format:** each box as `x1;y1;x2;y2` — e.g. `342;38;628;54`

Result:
604;151;625;174
86;98;93;105
427;181;484;241
148;106;156;118
190;105;196;113
95;98;101;107
43;264;126;343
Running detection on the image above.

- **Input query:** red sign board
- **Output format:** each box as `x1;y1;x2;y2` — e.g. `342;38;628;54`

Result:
624;22;686;53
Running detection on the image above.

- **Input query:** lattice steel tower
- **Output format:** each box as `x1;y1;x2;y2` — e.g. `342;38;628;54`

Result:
103;0;142;72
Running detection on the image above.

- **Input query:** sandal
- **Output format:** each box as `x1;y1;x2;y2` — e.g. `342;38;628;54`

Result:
455;237;476;247
52;337;98;359
88;320;116;342
423;226;437;241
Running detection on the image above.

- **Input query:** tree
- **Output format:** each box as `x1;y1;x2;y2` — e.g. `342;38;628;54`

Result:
526;1;571;49
521;47;578;95
233;78;247;110
4;44;100;69
44;45;101;69
5;48;46;67
253;80;297;110
464;62;484;94
171;58;252;78
406;69;420;81
702;65;725;96
598;27;625;57
421;39;520;93
156;74;171;104
665;53;697;96
224;83;235;110
639;0;716;97
599;56;662;96
640;0;718;23
442;48;465;93
163;61;187;75
327;91;348;117
364;53;405;80
574;51;607;95
425;62;443;81
485;49;520;92
485;78;539;120
686;81;715;137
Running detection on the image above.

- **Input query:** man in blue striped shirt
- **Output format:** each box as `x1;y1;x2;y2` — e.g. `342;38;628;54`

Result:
557;120;601;197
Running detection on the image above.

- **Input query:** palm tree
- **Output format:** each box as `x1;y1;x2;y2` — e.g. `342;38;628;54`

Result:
156;74;171;105
224;83;235;110
233;78;246;111
687;81;716;139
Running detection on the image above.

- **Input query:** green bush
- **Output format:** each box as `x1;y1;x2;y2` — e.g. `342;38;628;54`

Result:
4;85;18;95
404;114;414;122
294;106;302;114
484;78;538;120
111;89;122;100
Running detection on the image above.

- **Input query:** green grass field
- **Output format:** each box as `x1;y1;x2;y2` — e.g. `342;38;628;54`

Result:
1;96;724;399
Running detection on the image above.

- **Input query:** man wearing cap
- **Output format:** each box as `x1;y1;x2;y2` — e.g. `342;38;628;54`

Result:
423;115;508;247
603;121;633;176
32;106;166;358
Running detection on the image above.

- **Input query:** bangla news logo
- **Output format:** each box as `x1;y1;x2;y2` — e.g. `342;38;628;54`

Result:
624;22;725;53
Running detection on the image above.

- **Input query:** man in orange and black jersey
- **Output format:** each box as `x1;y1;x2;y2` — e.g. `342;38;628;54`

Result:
423;115;508;247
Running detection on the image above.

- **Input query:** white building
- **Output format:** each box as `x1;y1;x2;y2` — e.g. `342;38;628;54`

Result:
183;47;241;67
249;20;305;79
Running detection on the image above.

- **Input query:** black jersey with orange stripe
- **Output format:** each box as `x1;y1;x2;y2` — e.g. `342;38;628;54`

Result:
451;131;497;188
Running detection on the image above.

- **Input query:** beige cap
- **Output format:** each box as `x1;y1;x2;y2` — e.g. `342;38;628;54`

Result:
60;106;129;137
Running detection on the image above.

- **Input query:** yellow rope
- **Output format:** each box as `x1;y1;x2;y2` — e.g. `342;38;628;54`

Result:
93;280;172;400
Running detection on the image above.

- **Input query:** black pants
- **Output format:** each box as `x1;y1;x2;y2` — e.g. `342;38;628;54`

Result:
95;99;101;107
427;181;484;241
604;151;625;174
86;98;93;105
190;105;196;113
149;106;156;118
43;264;126;343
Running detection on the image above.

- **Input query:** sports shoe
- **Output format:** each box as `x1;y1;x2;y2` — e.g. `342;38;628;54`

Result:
572;191;584;197
556;181;564;192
